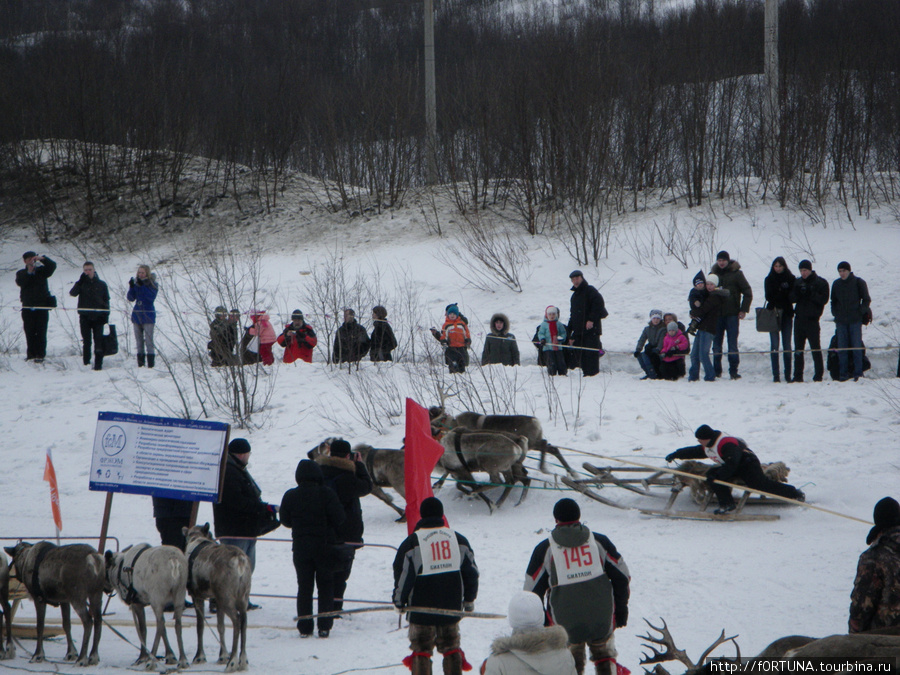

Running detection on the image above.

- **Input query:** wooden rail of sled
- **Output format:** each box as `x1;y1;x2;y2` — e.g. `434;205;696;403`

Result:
8;578;65;639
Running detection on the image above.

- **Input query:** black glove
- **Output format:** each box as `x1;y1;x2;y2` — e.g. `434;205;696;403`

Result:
80;273;90;282
633;351;640;358
129;277;136;288
706;468;719;483
616;613;628;628
464;339;471;347
665;452;677;463
394;601;405;611
687;319;699;336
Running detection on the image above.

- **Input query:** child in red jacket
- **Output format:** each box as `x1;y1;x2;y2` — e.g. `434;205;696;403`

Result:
658;321;690;380
277;309;317;364
249;310;278;366
430;303;471;373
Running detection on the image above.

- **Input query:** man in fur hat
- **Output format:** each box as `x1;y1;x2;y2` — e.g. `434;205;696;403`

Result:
849;497;900;633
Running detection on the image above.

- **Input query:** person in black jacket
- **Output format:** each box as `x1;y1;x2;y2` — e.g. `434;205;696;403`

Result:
15;251;57;362
709;251;753;380
334;309;370;364
831;261;872;381
481;313;520;367
314;439;373;614
687;275;729;382
280;459;345;638
152;496;193;551
566;271;607;377
369;305;398;362
69;262;110;370
789;260;830;382
393;497;479;675
666;425;805;514
212;438;279;587
763;257;796;383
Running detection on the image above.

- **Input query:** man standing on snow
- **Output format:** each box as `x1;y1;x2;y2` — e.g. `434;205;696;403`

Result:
789;260;830;382
831;261;871;382
393;497;479;675
666;425;805;514
69;261;110;370
566;271;607;377
849;497;900;633
16;251;57;363
708;251;752;380
524;498;630;675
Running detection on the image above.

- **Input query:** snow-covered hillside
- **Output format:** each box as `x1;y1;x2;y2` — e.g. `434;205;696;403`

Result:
2;192;899;674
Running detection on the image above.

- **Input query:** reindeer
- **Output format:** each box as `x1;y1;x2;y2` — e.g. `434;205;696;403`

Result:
4;541;104;666
183;524;251;672
434;427;531;510
308;438;407;521
0;549;13;660
104;544;189;669
429;408;577;477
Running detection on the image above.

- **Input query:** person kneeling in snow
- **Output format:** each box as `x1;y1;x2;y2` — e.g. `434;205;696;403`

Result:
481;590;576;675
666;425;805;514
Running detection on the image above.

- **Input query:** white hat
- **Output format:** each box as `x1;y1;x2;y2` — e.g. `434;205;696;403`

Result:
706;274;719;287
507;591;544;631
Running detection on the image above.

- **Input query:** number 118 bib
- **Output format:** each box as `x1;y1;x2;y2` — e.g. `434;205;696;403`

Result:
416;527;462;576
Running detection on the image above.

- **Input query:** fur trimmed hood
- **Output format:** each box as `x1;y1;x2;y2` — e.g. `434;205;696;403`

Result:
489;625;569;656
315;455;356;472
489;313;511;336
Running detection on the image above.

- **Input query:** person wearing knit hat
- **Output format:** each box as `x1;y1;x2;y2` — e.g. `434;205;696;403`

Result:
831;260;871;381
566;270;607;377
789;259;830;382
849;497;900;633
392;496;479;675
687;277;729;381
431;303;472;374
480;591;577;675
213;437;279;597
524;499;630;675
709;250;753;380
15;250;57;363
209;305;238;367
278;308;318;364
633;310;665;380
658;320;689;381
665;426;806;515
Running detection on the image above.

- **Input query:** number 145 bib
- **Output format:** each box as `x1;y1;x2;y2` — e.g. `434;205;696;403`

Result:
549;537;605;586
416;527;462;576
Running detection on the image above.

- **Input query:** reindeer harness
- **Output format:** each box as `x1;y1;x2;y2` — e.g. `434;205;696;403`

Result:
116;543;152;605
187;539;214;594
29;541;56;604
452;429;473;472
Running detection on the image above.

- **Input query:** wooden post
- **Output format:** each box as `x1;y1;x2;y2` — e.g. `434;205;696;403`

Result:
98;492;114;552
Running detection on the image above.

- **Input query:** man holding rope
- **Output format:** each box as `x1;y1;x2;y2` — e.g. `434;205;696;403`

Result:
666;424;805;515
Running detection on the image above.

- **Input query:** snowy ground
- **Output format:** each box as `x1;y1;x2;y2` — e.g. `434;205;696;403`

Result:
1;191;899;674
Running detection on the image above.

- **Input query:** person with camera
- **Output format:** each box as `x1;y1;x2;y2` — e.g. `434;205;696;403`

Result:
277;309;317;364
687;275;729;382
15;251;57;363
126;264;158;368
69;261;110;370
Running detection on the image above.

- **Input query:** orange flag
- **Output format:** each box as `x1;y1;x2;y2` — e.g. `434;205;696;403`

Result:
404;398;446;535
43;448;63;532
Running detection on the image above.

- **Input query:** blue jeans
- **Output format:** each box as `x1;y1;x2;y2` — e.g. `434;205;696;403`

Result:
769;312;793;379
689;331;715;381
712;314;740;377
637;348;660;379
220;537;257;572
835;321;863;378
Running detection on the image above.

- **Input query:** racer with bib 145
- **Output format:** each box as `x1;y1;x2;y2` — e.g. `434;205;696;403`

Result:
666;424;806;514
524;498;630;675
393;497;479;675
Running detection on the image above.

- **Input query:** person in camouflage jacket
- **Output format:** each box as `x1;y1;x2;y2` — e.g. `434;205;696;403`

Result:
849;497;900;633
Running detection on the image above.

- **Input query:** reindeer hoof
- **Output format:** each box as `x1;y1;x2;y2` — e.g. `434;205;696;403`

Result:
217;655;230;665
225;658;239;673
165;654;178;665
192;654;206;665
30;654;45;663
65;653;78;662
145;657;159;670
178;657;189;669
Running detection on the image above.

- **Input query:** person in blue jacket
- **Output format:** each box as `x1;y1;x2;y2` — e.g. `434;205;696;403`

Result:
127;264;158;368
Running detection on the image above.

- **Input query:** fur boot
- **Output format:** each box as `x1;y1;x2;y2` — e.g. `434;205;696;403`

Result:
137;353;145;367
147;354;156;368
594;658;616;675
442;651;462;675
409;654;432;675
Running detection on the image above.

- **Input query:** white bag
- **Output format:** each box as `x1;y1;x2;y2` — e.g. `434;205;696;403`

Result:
247;335;260;353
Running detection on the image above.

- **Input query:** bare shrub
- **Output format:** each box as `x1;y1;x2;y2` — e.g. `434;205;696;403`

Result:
444;212;530;292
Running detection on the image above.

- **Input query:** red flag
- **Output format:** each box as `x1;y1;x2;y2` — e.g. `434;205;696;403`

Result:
43;448;63;532
404;398;446;535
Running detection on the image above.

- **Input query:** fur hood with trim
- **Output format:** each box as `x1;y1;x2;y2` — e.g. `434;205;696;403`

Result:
488;313;511;336
484;626;576;675
314;454;356;473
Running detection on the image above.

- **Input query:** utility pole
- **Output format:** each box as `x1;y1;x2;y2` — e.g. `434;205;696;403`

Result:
764;0;779;176
424;0;437;186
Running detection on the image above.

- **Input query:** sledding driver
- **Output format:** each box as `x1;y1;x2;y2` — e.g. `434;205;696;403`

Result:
666;424;806;514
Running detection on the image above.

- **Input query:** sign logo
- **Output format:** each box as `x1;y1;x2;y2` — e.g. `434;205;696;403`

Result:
101;426;127;456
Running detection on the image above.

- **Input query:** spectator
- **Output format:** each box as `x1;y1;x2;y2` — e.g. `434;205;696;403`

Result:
764;257;796;382
709;251;752;380
69;261;110;371
280;459;345;638
482;313;520;367
152;496;193;551
831;262;871;382
209;306;238;367
15;251;57;363
212;438;280;595
393;497;479;675
633;309;666;380
524;498;630;675
531;323;547;368
537;306;568;376
248;310;277;366
789;260;830;382
127;264;158;368
661;313;686;335
688;270;707;315
687;275;728;382
430;304;471;373
369;305;398;362
314;439;373;617
481;590;577;675
665;425;805;515
566;271;607;377
334;309;370;364
849;497;900;633
277;309;317;364
658;321;689;381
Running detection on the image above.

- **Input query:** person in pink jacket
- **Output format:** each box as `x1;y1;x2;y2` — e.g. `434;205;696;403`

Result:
658;321;689;381
249;310;278;365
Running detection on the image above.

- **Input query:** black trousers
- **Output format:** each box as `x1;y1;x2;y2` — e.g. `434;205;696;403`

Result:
709;453;802;507
155;516;190;551
79;315;107;365
565;332;601;376
331;544;358;612
544;350;568;376
294;544;335;634
793;316;823;381
22;309;49;360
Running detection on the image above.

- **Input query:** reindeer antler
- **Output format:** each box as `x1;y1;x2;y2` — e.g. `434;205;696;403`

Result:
696;629;741;666
639;618;697;669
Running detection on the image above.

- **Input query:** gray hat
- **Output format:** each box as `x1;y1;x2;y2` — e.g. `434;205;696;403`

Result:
667;321;678;331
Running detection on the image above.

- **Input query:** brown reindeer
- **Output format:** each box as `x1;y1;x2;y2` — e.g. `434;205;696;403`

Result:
4;541;104;666
0;549;13;660
429;408;577;477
